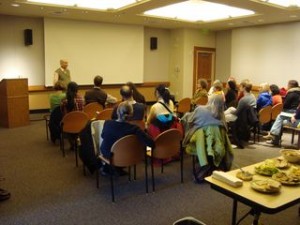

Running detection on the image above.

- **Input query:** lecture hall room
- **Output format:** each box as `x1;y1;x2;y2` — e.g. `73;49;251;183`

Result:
1;1;300;225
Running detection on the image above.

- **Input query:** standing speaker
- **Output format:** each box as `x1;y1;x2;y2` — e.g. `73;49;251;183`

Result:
24;29;33;46
150;37;157;50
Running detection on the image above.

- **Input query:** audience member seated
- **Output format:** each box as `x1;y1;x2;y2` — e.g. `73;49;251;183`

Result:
49;82;66;113
100;102;154;176
270;84;283;106
225;79;257;148
225;79;238;108
146;84;177;138
85;75;117;107
126;81;146;104
264;80;300;145
208;79;225;101
60;81;85;150
61;81;84;115
111;85;145;121
181;94;233;183
191;78;208;105
256;82;272;111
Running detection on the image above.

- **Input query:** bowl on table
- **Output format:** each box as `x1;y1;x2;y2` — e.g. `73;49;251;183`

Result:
280;149;300;164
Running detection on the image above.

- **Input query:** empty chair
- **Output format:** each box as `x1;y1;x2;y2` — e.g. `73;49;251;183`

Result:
256;105;272;142
195;96;208;106
147;129;183;192
176;98;191;117
97;135;148;202
83;102;103;120
95;108;113;120
271;103;283;121
60;111;89;166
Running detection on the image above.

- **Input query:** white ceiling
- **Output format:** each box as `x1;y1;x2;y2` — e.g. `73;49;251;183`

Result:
1;0;300;30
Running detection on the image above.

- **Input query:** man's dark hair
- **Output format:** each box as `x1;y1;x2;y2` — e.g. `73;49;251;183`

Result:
120;85;132;99
94;75;103;86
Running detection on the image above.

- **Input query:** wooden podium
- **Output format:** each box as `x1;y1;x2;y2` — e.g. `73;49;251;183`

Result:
0;78;29;128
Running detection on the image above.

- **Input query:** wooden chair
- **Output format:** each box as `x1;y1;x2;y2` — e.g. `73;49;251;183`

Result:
256;105;272;142
83;102;103;120
195;96;208;106
271;103;283;121
60;111;89;167
97;135;148;202
95;108;113;120
176;98;191;117
147;129;183;192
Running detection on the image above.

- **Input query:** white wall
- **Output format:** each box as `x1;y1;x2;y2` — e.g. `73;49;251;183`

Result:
230;22;300;87
215;30;231;82
44;18;144;86
0;15;44;86
144;27;170;82
182;28;216;98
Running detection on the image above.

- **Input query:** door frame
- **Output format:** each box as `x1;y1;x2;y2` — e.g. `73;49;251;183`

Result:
193;47;216;93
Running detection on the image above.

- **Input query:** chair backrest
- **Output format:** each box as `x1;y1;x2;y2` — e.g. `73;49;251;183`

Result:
95;108;113;120
271;103;283;120
111;135;145;167
152;129;182;159
258;105;272;124
61;111;89;134
83;102;103;120
177;98;191;114
91;120;105;155
195;96;208;106
128;120;146;130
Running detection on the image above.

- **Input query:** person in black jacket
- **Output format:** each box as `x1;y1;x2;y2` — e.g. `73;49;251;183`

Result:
264;80;300;145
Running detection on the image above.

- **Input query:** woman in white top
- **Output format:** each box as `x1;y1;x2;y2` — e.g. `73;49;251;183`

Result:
147;84;175;138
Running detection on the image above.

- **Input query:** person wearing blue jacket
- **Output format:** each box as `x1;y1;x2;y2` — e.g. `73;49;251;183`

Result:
257;82;272;111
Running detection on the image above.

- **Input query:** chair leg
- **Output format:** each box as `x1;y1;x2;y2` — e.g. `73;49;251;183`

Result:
151;157;155;192
180;144;183;183
292;130;295;144
128;166;132;182
161;160;164;173
45;118;49;141
133;165;137;180
75;139;78;167
144;152;148;194
60;132;65;157
110;165;115;202
96;169;99;189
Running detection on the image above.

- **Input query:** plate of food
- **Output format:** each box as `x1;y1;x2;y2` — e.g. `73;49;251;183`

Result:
236;170;253;181
251;179;281;193
273;158;290;169
272;171;300;185
255;163;279;176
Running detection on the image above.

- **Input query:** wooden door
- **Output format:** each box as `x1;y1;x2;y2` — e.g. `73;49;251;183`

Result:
193;47;215;92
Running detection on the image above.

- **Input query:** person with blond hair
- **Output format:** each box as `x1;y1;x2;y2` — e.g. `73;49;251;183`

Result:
256;82;272;111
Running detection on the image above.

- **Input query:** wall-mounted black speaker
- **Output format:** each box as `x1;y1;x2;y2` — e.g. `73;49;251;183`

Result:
150;37;157;50
24;29;33;46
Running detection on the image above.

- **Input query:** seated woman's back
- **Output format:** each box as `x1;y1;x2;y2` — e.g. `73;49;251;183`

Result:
61;81;84;115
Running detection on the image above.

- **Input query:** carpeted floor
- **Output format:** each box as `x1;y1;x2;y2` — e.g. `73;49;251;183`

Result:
0;119;299;225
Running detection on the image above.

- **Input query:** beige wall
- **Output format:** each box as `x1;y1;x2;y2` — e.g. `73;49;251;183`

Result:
0;15;44;86
215;30;232;82
144;27;170;82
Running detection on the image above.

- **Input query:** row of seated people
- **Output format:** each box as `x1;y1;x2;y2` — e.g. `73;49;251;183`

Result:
48;79;233;182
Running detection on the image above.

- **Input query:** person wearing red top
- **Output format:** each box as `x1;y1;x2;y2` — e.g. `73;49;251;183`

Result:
270;84;283;106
